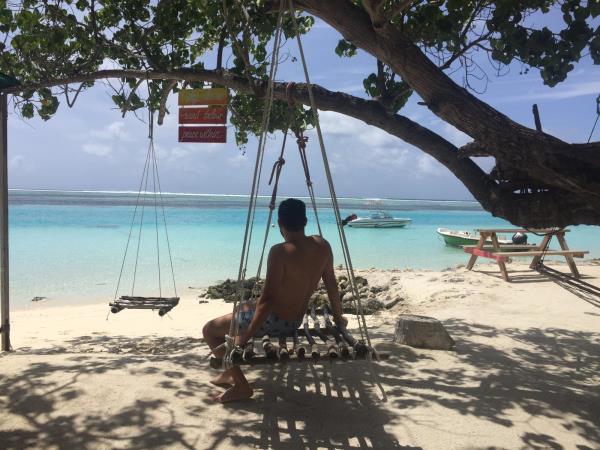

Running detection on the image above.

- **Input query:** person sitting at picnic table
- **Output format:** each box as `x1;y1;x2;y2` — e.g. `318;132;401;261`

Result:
202;198;347;402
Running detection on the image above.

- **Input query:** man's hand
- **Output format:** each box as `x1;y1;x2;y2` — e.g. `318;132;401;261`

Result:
334;315;348;328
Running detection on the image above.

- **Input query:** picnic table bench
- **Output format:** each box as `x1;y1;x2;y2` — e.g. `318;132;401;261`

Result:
463;228;589;281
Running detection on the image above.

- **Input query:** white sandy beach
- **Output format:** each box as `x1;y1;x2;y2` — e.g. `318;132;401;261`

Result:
1;262;599;449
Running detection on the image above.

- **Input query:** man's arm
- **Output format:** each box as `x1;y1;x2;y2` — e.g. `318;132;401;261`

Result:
237;246;284;343
322;240;346;326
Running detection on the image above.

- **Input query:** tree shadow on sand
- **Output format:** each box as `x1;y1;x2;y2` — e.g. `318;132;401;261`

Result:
0;349;210;449
201;358;417;450
0;335;415;449
1;320;599;449
377;319;600;448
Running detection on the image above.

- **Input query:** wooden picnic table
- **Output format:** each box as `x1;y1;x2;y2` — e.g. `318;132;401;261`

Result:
463;228;589;281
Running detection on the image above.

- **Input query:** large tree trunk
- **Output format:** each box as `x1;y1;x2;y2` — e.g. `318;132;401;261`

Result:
295;0;600;206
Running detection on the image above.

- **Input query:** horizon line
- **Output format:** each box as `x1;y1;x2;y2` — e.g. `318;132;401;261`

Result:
7;188;478;204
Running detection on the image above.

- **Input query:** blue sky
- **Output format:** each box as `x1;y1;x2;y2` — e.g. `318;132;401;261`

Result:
6;17;600;201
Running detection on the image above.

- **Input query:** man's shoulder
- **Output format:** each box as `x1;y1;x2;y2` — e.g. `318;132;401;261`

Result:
311;234;331;250
270;242;286;253
309;235;331;248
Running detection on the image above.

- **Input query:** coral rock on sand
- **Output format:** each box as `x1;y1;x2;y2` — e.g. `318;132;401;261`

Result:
203;274;389;314
393;314;455;350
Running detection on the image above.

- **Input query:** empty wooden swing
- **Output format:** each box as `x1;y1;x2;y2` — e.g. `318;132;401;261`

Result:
109;111;179;316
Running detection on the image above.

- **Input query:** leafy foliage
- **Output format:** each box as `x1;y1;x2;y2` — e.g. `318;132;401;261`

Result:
394;0;599;87
0;0;597;136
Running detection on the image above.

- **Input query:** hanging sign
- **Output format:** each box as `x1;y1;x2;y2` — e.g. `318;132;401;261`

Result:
178;106;227;124
178;87;228;106
178;87;228;143
178;126;227;143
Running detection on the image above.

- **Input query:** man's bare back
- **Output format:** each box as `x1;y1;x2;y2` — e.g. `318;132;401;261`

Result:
266;235;331;322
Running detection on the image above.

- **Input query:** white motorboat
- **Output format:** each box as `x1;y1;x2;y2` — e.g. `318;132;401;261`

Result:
347;211;411;228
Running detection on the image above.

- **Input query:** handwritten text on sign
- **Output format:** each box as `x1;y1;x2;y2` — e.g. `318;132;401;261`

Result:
179;106;227;124
178;88;228;106
178;126;227;143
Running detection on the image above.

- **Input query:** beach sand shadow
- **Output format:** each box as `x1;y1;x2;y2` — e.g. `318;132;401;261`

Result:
0;336;417;449
1;321;599;449
379;319;600;447
203;361;416;449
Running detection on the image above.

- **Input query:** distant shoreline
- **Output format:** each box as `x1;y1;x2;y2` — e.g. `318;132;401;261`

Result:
7;188;478;204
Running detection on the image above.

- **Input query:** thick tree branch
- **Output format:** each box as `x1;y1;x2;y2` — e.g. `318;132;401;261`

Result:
293;0;600;198
457;142;491;158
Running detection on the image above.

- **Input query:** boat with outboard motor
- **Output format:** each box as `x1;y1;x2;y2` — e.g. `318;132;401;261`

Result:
347;211;412;228
437;227;534;249
436;227;508;247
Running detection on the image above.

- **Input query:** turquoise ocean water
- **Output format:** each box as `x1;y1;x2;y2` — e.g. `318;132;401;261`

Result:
8;189;600;309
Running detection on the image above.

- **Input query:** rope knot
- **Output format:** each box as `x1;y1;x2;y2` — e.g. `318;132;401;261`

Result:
296;136;308;149
223;334;235;369
269;157;285;185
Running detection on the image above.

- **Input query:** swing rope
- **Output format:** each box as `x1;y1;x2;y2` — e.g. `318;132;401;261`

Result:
223;0;375;365
112;143;152;304
226;0;287;353
287;0;371;347
255;131;287;279
113;108;177;304
587;94;600;143
287;82;323;237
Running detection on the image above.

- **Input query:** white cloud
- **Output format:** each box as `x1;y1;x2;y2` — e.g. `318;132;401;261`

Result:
319;111;397;148
329;84;365;94
82;143;112;156
90;121;132;141
9;155;25;169
416;154;442;176
313;111;454;179
440;123;471;147
169;146;190;160
227;152;248;167
157;143;223;162
501;80;600;102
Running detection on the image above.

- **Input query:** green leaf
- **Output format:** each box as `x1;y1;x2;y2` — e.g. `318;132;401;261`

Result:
335;39;357;58
21;103;34;118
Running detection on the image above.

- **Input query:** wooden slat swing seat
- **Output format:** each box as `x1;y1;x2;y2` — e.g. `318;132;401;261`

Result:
108;110;179;316
214;0;388;369
109;296;179;316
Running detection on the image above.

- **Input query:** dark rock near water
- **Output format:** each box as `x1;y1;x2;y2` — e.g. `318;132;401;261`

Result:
31;296;46;302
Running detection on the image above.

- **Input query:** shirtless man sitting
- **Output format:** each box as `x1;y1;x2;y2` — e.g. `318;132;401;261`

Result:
202;198;346;403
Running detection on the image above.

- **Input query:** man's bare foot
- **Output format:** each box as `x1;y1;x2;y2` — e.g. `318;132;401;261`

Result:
210;372;234;387
214;383;253;403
